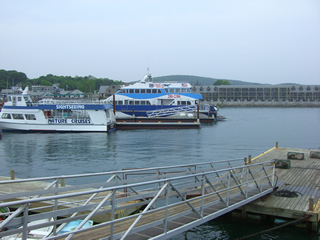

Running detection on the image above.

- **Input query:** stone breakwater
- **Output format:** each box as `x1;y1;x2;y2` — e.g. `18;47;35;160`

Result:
208;101;320;108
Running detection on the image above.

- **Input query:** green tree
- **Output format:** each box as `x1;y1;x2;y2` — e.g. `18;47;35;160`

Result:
40;80;52;86
213;80;230;85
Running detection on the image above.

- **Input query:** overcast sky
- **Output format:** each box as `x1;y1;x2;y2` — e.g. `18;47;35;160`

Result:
1;0;319;84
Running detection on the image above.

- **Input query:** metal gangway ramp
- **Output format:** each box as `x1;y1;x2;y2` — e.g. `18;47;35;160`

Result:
146;105;197;117
0;159;275;240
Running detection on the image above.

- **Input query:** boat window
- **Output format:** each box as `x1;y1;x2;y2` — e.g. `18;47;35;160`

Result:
18;97;22;101
1;113;11;119
164;89;168;93
141;101;146;104
118;89;125;93
117;100;123;105
187;101;191;105
187;89;191;93
141;89;146;93
169;88;174;93
129;89;134;93
12;114;24;120
181;89;186;93
158;89;161;93
125;100;128;105
175;89;181;93
152;89;157;93
146;101;151;105
25;114;36;120
8;96;12;101
135;89;139;93
134;101;140;105
181;101;186;105
146;89;151;93
129;101;134;105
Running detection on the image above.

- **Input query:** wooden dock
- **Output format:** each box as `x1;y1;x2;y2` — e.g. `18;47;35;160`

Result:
116;116;216;123
116;119;201;130
238;144;320;231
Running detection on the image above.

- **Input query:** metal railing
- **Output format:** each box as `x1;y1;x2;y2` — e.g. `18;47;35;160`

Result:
0;159;275;240
146;106;197;117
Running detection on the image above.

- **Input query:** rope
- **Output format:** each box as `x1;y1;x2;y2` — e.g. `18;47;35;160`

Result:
274;189;300;198
235;215;311;240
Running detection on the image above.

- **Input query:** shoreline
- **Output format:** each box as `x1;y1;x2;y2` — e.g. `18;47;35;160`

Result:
207;101;320;108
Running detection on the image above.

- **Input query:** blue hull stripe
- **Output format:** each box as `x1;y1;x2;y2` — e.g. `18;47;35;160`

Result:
3;104;113;110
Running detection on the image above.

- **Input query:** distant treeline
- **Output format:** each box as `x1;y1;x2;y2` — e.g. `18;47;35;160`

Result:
0;69;124;93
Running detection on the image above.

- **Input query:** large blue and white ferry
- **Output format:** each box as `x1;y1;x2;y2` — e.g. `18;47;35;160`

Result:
0;87;117;132
106;73;217;119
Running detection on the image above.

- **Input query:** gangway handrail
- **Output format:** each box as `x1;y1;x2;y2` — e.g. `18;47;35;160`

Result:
0;160;275;240
0;159;275;239
0;158;244;185
0;160;273;207
146;105;197;117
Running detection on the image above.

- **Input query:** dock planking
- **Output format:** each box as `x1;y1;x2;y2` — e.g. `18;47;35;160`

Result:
241;144;320;231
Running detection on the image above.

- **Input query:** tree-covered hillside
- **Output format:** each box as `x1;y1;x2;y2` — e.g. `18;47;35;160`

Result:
1;69;282;94
0;69;124;93
153;75;262;86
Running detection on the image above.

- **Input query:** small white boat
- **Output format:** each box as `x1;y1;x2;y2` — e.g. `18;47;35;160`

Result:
2;218;54;240
0;87;117;132
57;219;93;235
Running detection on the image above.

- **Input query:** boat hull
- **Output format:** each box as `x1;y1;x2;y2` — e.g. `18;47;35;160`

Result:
0;122;116;132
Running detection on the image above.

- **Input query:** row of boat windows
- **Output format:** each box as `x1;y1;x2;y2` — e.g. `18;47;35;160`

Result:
115;100;193;105
118;88;191;94
7;96;30;101
1;113;36;120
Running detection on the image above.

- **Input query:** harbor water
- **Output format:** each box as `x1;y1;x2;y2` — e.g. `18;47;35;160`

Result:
0;107;319;239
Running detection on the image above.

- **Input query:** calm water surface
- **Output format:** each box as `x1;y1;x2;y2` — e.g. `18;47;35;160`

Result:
1;107;319;239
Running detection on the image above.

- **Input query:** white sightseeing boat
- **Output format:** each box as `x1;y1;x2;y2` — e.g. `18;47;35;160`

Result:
0;87;117;132
106;73;219;120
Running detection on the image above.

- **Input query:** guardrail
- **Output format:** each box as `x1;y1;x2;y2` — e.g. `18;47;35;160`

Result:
146;105;197;117
0;159;275;239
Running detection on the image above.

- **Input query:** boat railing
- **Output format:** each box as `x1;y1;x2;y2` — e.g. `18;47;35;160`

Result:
37;99;108;105
146;105;197;117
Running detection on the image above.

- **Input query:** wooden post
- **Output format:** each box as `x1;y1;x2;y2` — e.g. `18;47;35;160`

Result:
244;157;247;165
197;104;200;124
112;94;116;115
60;178;65;187
309;197;314;211
276;142;278;148
10;169;15;180
248;155;252;164
241;209;247;219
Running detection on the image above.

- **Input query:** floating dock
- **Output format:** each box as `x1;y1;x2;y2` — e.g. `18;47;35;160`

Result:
116;116;215;123
235;144;320;231
116;119;201;130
